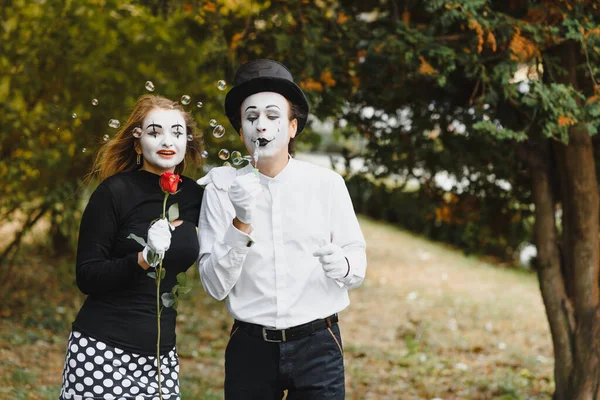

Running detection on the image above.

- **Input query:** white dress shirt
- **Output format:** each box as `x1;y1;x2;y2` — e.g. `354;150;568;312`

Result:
198;157;367;329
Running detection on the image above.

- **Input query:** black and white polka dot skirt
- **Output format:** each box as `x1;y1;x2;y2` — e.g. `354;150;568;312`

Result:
59;330;181;400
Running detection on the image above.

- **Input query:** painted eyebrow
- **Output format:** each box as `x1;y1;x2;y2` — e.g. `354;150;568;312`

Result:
266;105;281;110
172;124;184;129
244;106;257;112
146;123;162;130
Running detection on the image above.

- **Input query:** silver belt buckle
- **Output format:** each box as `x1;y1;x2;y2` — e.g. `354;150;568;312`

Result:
262;327;286;342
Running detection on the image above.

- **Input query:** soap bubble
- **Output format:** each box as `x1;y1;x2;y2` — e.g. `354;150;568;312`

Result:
218;149;230;160
213;125;225;138
103;134;110;142
72;113;77;119
201;150;209;158
217;80;227;90
231;151;242;161
109;119;121;129
82;148;87;153
232;156;244;166
187;134;194;142
180;95;191;105
196;102;203;108
132;127;143;138
92;99;99;106
223;161;232;167
209;119;218;127
145;81;155;92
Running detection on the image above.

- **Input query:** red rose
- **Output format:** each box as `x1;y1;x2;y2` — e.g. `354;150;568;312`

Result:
159;172;182;194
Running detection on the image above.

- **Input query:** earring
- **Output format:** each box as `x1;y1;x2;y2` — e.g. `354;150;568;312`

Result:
136;153;141;165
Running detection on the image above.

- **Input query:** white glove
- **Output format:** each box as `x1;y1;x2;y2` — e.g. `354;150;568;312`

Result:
228;173;261;224
196;166;237;191
143;218;172;267
313;243;350;280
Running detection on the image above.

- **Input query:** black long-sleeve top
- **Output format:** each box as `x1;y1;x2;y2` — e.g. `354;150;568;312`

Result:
72;170;203;355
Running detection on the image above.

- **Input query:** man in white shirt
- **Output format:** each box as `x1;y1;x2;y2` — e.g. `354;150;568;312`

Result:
197;59;367;399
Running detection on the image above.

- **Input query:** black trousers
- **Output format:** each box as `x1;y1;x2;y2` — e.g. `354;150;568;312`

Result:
224;321;345;400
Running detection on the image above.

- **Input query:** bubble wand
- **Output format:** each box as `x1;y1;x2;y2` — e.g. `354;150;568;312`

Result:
252;140;260;176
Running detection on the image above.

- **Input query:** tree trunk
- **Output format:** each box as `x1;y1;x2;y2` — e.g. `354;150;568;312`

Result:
556;126;600;399
536;39;600;399
528;140;573;399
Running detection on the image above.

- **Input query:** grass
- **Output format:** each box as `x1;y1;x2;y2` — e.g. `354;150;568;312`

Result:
0;216;553;399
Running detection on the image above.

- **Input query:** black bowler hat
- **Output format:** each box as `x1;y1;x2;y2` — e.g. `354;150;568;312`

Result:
225;59;310;134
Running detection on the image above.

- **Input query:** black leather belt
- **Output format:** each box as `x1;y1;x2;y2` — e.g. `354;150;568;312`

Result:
234;314;339;343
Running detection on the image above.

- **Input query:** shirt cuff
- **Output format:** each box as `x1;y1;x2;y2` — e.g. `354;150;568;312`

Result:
223;223;255;249
335;257;353;287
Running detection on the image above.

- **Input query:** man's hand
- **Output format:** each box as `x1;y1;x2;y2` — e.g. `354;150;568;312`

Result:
313;243;349;280
143;218;172;267
228;173;261;225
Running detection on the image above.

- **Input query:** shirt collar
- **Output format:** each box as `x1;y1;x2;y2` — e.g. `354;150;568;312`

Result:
240;155;297;184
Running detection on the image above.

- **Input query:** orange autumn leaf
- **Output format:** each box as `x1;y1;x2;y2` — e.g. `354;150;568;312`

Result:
320;71;337;87
183;3;192;13
586;95;598;104
350;75;360;89
337;12;349;24
509;28;540;61
230;32;243;50
468;18;485;53
299;78;324;92
418;56;437;76
486;30;497;52
402;11;410;24
558;115;577;127
203;1;216;12
435;206;454;224
584;28;600;39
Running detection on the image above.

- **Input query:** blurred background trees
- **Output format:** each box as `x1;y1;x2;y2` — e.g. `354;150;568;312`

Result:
2;0;600;396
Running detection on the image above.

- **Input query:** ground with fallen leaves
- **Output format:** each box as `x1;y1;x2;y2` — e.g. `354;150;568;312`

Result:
0;216;553;399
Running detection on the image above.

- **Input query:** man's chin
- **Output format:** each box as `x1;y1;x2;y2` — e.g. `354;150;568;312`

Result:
255;148;287;160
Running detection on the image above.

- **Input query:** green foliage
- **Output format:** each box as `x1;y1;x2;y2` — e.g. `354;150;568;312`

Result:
3;0;599;267
0;0;238;253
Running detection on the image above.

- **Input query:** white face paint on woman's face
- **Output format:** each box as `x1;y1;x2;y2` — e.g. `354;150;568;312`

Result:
139;108;187;174
240;92;297;159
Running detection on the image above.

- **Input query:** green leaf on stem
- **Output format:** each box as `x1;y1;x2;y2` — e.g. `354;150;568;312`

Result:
161;292;175;307
167;203;179;222
176;272;187;286
172;297;179;311
160;268;166;280
127;233;147;247
145;251;158;267
147;271;157;279
177;286;192;295
171;284;179;294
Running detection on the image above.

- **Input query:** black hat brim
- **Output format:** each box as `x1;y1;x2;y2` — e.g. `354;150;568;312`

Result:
225;77;309;134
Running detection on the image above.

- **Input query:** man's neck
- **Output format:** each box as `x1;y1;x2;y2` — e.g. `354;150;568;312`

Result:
256;153;290;178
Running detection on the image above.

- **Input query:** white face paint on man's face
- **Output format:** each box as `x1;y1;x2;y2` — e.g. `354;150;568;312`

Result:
139;108;187;174
240;92;297;159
